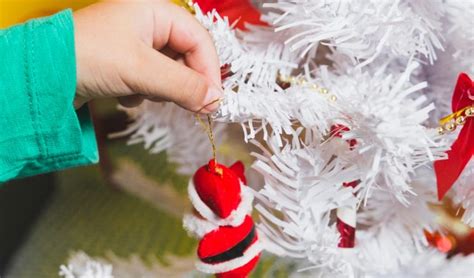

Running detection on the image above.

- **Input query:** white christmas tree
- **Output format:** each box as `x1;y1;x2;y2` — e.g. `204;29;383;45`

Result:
115;0;474;277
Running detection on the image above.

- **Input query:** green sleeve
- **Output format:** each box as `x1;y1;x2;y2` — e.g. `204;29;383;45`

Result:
0;10;99;183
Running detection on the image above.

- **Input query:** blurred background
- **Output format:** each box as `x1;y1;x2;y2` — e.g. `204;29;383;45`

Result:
1;1;473;277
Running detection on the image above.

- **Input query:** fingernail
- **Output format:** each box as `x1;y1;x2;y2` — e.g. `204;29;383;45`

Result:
201;86;223;113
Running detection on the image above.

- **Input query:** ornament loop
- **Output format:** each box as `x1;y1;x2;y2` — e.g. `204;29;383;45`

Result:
195;98;223;163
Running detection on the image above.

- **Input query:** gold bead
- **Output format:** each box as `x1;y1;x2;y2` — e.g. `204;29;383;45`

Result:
330;95;337;102
455;116;465;125
289;76;297;83
437;127;445;135
300;79;307;86
311;84;319;90
465;106;474;117
445;122;456;132
320;88;329;94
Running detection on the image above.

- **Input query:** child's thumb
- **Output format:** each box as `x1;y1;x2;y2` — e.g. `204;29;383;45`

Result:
130;47;223;113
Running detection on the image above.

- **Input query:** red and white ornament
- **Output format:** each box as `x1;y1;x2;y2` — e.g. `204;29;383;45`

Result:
331;125;359;248
193;0;267;30
184;160;261;277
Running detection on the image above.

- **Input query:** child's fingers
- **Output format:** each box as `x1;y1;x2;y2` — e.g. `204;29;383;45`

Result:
152;2;221;88
128;45;221;113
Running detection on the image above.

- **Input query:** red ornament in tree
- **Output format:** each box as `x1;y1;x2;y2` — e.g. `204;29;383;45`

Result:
435;73;474;200
330;124;357;150
193;0;267;30
184;160;261;277
330;124;359;248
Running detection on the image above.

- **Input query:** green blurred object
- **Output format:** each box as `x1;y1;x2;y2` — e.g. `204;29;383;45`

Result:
5;162;197;277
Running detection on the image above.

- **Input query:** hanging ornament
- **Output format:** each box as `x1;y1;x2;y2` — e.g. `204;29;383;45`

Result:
182;104;261;277
434;73;474;200
331;124;359;248
184;160;262;277
178;1;265;269
192;0;267;30
336;180;358;248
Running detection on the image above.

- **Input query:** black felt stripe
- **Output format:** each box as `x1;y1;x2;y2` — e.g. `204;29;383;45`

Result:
201;225;256;264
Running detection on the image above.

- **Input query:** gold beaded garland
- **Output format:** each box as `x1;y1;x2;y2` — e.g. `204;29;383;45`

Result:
437;105;474;135
437;127;445;135
279;74;473;136
445;122;456;132
455;116;465;126
278;74;338;102
466;106;474;116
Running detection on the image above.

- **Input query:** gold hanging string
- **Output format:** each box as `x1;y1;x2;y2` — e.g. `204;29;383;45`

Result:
195;98;223;163
195;114;217;161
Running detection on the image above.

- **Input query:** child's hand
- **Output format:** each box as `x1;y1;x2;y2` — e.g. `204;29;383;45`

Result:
73;0;222;113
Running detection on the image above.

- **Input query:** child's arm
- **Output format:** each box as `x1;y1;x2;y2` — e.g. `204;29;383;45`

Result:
0;1;222;183
0;10;98;183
